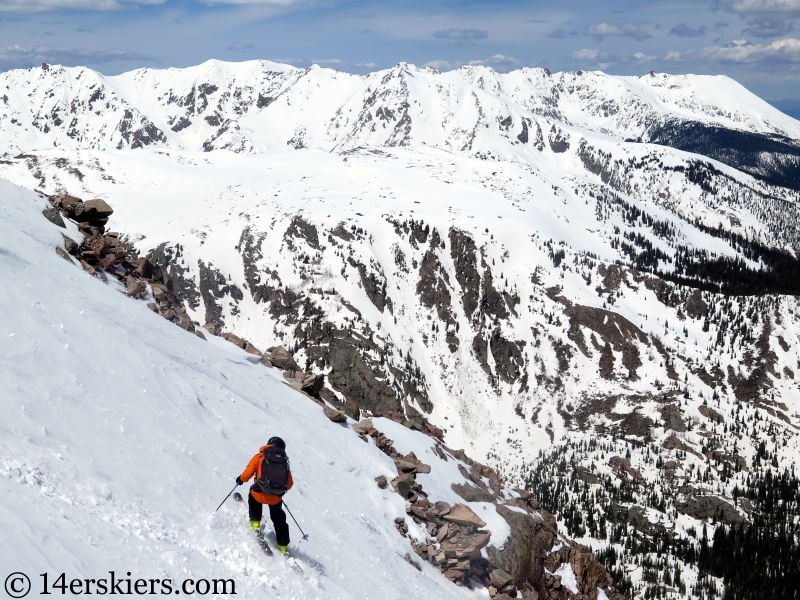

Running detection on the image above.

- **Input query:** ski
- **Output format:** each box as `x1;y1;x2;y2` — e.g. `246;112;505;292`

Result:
254;530;274;556
233;491;308;576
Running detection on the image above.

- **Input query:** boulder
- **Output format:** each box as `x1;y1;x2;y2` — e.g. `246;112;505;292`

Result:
176;314;195;332
126;276;143;296
51;193;82;209
43;207;65;228
55;247;74;263
269;346;300;370
490;568;513;589
432;501;452;516
243;341;262;356
391;472;416;498
220;332;246;349
352;418;374;435
301;373;325;397
394;459;418;473
82;198;114;219
443;503;486;528
62;235;79;255
203;323;221;336
375;475;387;489
323;406;347;423
259;354;273;367
135;258;154;279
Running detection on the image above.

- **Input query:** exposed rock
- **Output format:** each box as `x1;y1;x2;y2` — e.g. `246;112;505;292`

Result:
375;475;387;489
563;302;647;379
698;404;724;423
574;466;601;485
269;346;300;370
661;403;687;432
392;472;415;498
352;418;374;435
202;322;221;336
674;495;745;525
220;332;261;355
607;503;666;536
448;227;481;318
197;259;243;326
43;207;65;228
489;568;512;589
300;373;325;397
55;247;74;263
443;503;486;528
146;243;200;310
608;456;644;481
62;235;79;255
323;405;347;423
284;215;319;250
685;289;709;319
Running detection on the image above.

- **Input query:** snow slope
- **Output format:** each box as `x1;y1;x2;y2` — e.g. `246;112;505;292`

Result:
0;177;475;599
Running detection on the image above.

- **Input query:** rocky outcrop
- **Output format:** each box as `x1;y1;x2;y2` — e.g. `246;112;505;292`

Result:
448;228;481;319
674;495;745;525
44;193;198;335
198;260;243;326
356;413;625;599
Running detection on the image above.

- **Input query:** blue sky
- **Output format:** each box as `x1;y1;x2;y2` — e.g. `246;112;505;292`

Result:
1;0;800;102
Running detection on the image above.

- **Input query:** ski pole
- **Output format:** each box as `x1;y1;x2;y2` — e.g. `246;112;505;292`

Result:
215;483;239;512
282;500;309;541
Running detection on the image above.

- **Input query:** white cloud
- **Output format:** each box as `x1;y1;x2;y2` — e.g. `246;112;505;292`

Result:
571;48;602;61
422;55;521;73
313;58;342;65
467;54;521;71
714;0;800;37
666;37;800;64
586;22;652;41
0;44;150;66
633;52;657;62
0;0;162;11
422;59;453;71
356;62;377;68
670;23;708;37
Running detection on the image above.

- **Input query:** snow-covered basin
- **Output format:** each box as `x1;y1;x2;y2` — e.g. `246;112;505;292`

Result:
0;177;470;599
374;417;511;549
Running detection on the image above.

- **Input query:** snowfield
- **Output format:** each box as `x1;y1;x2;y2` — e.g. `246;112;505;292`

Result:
0;177;474;599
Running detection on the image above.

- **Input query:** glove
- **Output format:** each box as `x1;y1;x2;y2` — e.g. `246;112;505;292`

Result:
235;476;243;486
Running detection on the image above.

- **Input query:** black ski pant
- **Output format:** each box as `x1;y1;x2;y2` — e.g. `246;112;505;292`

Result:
248;488;290;546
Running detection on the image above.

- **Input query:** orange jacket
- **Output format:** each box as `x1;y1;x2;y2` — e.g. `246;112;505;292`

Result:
239;444;294;505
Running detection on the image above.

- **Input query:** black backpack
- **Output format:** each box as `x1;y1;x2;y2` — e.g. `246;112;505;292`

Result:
254;446;290;496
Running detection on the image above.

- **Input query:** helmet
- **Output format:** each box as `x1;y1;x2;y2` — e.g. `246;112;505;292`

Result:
268;436;286;449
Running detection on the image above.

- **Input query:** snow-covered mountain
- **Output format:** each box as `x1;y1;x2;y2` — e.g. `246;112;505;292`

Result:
2;60;799;182
2;59;800;599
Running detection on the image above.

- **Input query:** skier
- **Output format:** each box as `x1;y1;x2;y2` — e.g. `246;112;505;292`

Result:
236;436;294;554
